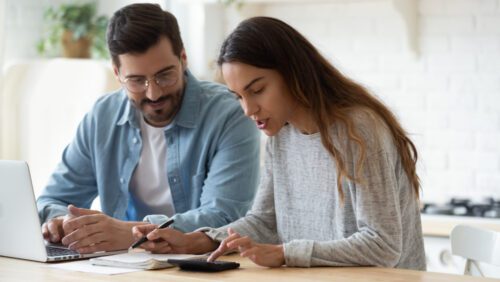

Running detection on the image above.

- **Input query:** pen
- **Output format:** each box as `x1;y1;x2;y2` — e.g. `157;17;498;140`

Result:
129;219;175;250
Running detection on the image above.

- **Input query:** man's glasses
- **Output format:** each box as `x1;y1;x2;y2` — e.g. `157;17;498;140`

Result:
119;69;179;93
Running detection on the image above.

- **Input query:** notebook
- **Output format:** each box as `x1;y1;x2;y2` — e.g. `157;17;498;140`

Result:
0;160;125;262
90;251;208;270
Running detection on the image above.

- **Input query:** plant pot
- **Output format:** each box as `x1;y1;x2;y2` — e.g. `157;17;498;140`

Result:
61;30;92;58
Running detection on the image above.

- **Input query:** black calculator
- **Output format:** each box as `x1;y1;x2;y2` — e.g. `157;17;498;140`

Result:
168;258;240;272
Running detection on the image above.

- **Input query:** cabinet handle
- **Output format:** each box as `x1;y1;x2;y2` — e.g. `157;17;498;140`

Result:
439;250;453;266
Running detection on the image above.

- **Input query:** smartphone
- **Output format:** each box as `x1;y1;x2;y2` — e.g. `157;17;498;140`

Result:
168;258;240;272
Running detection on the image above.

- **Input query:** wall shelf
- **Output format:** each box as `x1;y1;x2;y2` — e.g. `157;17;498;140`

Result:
176;0;419;56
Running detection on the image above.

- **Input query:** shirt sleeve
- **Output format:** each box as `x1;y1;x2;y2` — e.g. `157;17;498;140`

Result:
195;137;280;244
36;111;98;223
165;108;261;232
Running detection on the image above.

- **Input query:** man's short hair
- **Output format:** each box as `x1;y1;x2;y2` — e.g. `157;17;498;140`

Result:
107;3;184;68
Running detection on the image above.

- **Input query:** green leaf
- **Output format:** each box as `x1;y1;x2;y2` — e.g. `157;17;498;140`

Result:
36;1;109;58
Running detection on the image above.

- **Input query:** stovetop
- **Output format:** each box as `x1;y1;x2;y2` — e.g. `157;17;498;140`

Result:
421;197;500;219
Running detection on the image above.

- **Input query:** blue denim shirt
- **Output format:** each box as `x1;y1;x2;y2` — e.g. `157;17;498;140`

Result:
36;71;260;232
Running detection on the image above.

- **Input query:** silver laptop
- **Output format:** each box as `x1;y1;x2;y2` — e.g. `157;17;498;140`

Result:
0;160;124;262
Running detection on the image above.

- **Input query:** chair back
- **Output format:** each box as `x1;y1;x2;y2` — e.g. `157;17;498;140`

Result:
450;224;500;278
0;59;119;197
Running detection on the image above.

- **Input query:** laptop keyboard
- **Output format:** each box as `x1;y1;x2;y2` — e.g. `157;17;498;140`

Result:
46;246;80;257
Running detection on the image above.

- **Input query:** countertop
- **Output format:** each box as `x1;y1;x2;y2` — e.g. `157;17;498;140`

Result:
421;214;500;237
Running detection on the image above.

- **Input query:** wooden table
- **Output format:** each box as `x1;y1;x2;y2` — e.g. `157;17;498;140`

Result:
0;255;497;282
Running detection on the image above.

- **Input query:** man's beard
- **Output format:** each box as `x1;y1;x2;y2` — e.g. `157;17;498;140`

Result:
139;87;184;126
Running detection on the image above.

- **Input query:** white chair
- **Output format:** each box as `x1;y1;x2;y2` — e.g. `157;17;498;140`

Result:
0;59;120;199
451;224;500;278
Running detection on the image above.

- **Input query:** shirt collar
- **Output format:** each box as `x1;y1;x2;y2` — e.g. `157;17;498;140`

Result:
116;69;201;129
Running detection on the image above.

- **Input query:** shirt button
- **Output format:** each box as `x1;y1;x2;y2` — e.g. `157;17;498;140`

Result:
132;137;138;144
120;178;124;184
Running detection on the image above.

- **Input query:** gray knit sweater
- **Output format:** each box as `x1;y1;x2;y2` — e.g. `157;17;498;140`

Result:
201;111;426;270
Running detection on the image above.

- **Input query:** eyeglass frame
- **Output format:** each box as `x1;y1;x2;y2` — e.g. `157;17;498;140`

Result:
118;63;182;94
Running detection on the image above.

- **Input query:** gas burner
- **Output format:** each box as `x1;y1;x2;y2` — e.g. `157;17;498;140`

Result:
484;207;500;219
422;204;453;215
421;198;500;219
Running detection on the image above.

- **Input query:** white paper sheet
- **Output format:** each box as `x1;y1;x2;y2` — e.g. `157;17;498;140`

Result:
90;251;208;270
47;260;142;275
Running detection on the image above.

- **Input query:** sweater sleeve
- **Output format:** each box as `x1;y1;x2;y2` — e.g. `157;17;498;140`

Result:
284;147;403;267
196;137;280;244
284;116;406;267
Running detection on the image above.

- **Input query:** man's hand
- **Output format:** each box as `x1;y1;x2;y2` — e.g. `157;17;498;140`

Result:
132;224;218;254
207;228;285;268
42;213;75;243
60;205;144;254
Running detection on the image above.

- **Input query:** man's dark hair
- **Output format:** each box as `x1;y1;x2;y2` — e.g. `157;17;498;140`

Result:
107;3;184;68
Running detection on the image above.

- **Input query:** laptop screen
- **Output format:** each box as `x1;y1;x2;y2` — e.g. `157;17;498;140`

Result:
0;160;49;262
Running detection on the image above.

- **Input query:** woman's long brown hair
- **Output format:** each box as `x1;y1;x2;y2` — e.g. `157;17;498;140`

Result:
218;17;420;200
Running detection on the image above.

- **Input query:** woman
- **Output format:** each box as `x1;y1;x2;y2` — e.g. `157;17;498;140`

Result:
132;16;426;270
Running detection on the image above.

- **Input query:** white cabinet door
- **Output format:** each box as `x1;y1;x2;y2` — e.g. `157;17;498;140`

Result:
424;236;465;274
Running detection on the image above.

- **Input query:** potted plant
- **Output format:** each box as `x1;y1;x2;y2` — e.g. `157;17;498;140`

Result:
37;1;108;59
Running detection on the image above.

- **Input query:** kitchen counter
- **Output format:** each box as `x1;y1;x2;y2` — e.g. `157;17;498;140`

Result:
421;214;500;237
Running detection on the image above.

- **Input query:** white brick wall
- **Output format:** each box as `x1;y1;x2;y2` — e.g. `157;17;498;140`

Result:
2;0;499;204
258;0;500;203
2;0;159;65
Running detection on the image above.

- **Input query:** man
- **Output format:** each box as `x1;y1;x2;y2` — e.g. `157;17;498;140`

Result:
36;3;260;254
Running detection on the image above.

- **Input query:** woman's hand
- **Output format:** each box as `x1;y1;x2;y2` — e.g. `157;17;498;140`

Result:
132;224;218;254
207;228;285;267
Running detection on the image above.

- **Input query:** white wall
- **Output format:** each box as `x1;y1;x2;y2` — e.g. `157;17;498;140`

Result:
245;0;500;203
1;0;499;203
0;0;6;95
2;0;167;66
0;0;5;64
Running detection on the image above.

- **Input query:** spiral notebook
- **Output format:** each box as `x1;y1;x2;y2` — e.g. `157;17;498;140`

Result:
90;251;207;270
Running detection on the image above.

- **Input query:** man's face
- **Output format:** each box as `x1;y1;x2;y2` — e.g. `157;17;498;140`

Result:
114;36;187;127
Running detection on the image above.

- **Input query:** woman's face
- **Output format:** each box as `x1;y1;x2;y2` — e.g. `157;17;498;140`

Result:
221;62;298;136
